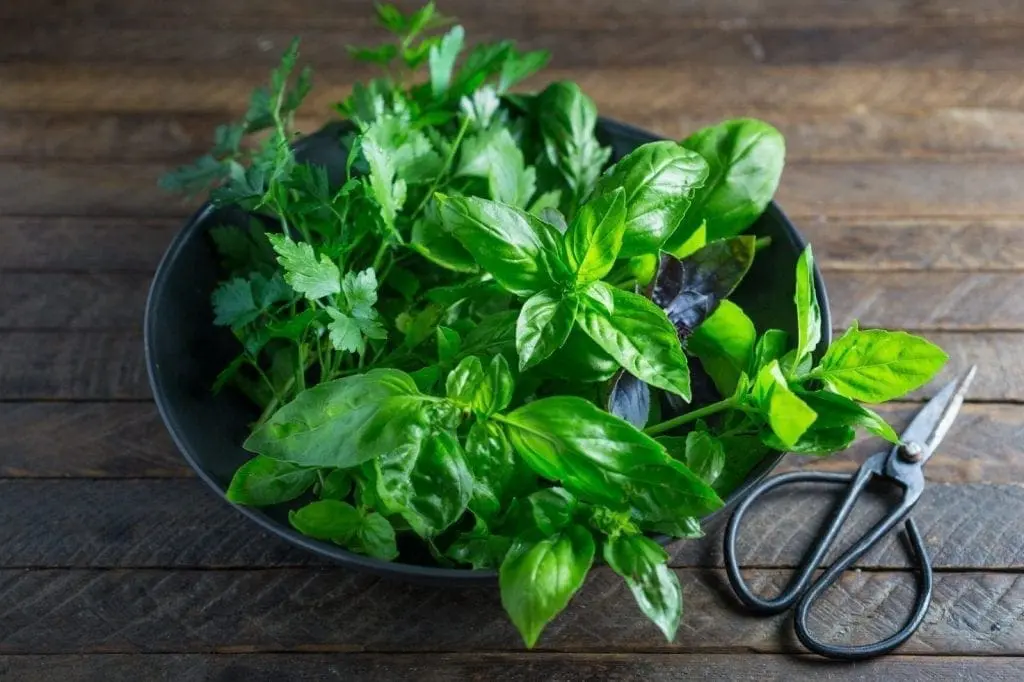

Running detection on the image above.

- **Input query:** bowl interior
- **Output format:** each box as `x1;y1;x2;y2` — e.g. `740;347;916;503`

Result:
145;118;831;585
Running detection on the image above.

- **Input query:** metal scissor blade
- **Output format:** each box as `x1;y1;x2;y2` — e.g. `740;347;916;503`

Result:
899;365;977;463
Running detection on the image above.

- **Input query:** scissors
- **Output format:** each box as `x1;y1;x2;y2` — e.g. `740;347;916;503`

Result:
723;366;977;661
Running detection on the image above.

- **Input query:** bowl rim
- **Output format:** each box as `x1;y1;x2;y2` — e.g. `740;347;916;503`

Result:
145;116;832;585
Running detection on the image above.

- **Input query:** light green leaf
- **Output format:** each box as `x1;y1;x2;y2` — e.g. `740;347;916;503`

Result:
751;329;789;374
465;420;519;521
604;534;682;641
500;524;595;648
411;213;478;273
326;308;364;353
429;25;465;96
536;81;611;209
436;326;462;364
457;128;536;207
578;282;692;400
445;354;516;417
226;456;317;506
266;233;340;300
752;360;818;448
683;431;725;485
792;245;822;374
361;134;408;234
516;290;578;371
813;324;949;403
289;499;361;540
665;221;707;259
688;300;757;397
318;469;352;500
797;389;900;443
564;187;627;284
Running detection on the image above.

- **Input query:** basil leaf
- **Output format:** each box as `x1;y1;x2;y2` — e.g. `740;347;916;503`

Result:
411;214;478;273
516;290;579;371
763;425;856;456
540;326;619;383
350;511;399;561
607;371;651;429
437;194;570;296
672;118;785;243
751;329;789;374
502;396;723;520
591;141;709;257
792;246;822;373
245;369;455;468
604;534;682;642
226;455;317;506
501;487;578;538
375;430;472;538
665;221;707;259
797;389;900;444
446;354;515;417
289;499;398;560
651;236;756;338
436;326;462;364
318;469;353;500
751;360;818;448
813;323;949;403
465;420;518;521
714;434;772;496
446;516;513;569
499;524;595;648
564;187;627;284
688;300;757;397
459;310;519;360
658;431;725;485
646;515;704;539
578;282;692;400
536;81;611;210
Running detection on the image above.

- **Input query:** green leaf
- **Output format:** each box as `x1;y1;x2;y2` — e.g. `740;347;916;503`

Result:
341;267;379;313
564;187;627;284
813;324;949;403
536;81;611;209
797;389;900;443
348;43;399;65
502;396;723;520
688;300;757;397
752;360;818;448
289;499;398;560
682;431;726;485
591;141;709;257
665;221;707;259
350;512;399;560
326;308;364;354
763;425;857;456
212;278;259;328
266;233;340;300
447;516;513;569
374;430;472;538
464;420;519;521
436;326;462;364
604;534;682;641
437;194;569;296
500;524;595;648
714;434;772;496
577;282;692;400
226;456;317;506
411;214;478;273
159;154;229;195
445;355;515;417
318;469;352;500
361;132;408;235
516;290;578;371
209;221;277;276
429;25;465;96
245;369;455;468
501;487;577;538
362;115;444;184
792;245;822;374
498;49;551;92
751;329;789;374
459;85;502;131
457;128;537;207
540;326;619;383
674;118;786;242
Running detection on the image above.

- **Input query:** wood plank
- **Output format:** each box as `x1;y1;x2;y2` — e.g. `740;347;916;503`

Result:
10;65;1024;115
0;403;186;478
2;402;1019;483
0;332;149;400
7;109;1024;164
2;479;1022;570
1;0;1018;29
9;25;1024;70
910;332;1024;402
800;218;1024;271
0;273;148;329
2;653;1022;682
1;567;1022;654
0;217;178;271
7;159;1024;218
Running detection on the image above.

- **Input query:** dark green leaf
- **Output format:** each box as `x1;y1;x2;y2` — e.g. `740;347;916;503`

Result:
714;433;772;496
688;300;757;397
540;327;618;383
498;49;551;93
797;389;900;443
564;187;627;284
499;524;595;648
348;43;399;65
436;326;462;364
501;487;577;539
289;499;361;540
211;278;259;328
447;516;513;569
683;431;725;484
159;154;228;195
318;469;353;500
464;420;519;521
516;290;578;371
226;456;317;506
603;534;682;641
411;214;478;273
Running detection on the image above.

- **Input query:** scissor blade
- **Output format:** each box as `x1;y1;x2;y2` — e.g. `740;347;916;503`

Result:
899;365;977;463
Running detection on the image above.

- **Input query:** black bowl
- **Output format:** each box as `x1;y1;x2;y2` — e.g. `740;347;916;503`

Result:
145;118;831;586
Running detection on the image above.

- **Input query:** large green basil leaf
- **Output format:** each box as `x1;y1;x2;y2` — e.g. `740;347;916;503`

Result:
539;326;619;383
500;487;578;539
812;323;948;403
459;309;519;360
317;469;353;500
245;369;456;468
437;194;570;295
603;534;682;642
670;118;785;244
446;354;515;418
658;431;725;486
591;141;709;257
464;420;519;522
688;300;757;397
288;499;399;561
564;186;627;284
446;515;513;570
714;434;772;496
752;360;818;448
792;245;822;374
410;213;478;273
797;389;899;443
499;524;595;648
535;81;611;210
226;455;317;506
374;430;472;538
577;282;692;400
516;290;579;371
502;396;723;520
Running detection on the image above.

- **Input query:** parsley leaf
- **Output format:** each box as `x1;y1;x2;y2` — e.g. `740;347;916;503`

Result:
267;233;340;300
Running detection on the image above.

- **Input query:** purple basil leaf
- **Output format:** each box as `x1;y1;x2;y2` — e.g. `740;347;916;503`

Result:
607;370;651;428
650;236;756;339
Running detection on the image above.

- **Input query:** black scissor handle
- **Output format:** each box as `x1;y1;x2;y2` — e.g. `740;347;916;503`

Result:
723;456;933;660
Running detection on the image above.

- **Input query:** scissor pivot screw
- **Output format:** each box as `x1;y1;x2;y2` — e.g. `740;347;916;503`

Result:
898;441;924;462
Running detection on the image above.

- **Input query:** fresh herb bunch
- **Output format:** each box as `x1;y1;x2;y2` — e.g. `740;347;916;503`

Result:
161;2;949;649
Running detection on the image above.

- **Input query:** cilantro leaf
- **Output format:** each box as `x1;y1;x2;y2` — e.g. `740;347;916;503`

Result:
342;268;379;314
327;308;365;353
267;233;341;300
212;278;260;328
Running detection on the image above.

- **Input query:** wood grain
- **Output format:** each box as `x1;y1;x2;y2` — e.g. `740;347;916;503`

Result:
2;479;1022;570
2;653;1022;682
1;567;1023;654
0;403;185;478
0;273;148;329
0;217;178;271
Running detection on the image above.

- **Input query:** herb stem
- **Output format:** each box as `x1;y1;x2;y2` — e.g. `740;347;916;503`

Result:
643;397;739;436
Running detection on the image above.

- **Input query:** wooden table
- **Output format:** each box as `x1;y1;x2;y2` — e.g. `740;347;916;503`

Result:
2;1;1023;679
